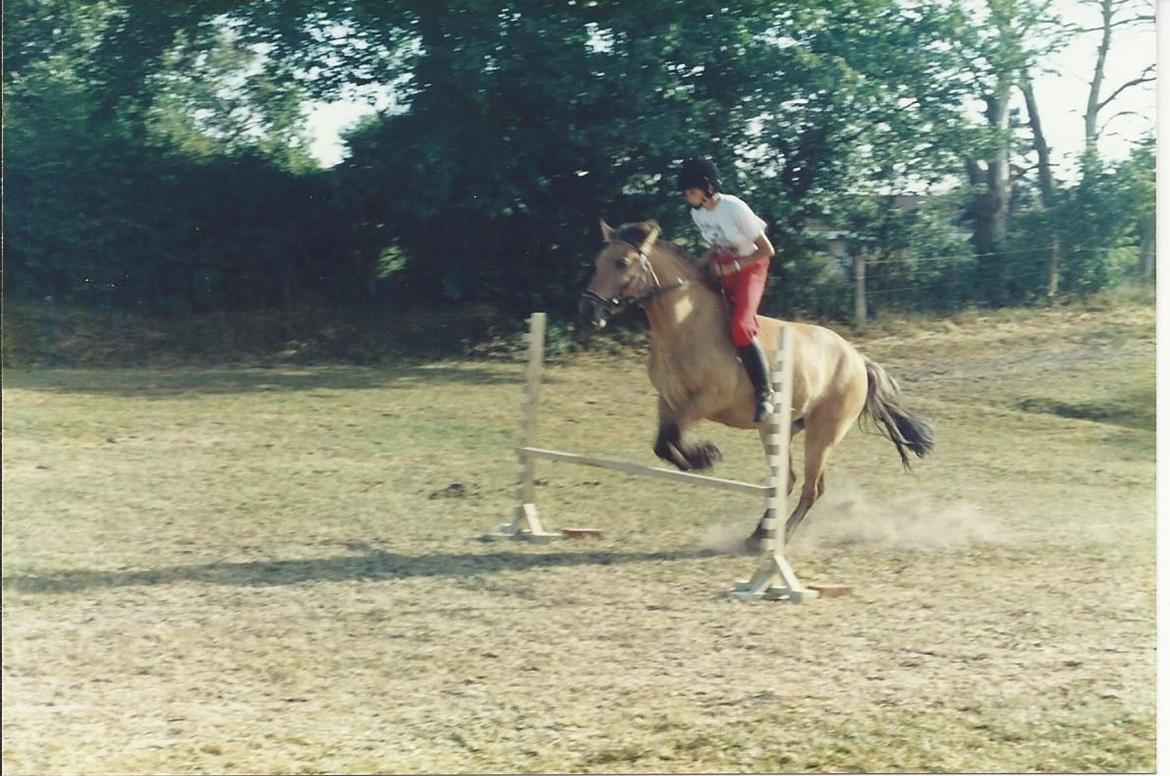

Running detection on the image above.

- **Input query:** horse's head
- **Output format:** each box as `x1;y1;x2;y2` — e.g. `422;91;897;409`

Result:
578;219;662;329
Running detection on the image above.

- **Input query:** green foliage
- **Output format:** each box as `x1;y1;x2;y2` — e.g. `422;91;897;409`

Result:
1052;142;1155;295
999;204;1056;301
767;243;854;322
3;0;358;314
2;0;1154;336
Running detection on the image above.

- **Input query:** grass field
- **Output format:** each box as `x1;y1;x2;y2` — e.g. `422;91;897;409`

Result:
2;301;1156;773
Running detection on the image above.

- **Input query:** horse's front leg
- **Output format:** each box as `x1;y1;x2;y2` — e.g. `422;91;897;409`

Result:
653;394;723;471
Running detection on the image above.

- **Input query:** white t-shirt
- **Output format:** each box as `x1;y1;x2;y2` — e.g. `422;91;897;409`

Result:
690;194;768;257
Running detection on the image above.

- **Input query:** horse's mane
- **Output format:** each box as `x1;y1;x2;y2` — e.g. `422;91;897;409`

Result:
613;222;705;282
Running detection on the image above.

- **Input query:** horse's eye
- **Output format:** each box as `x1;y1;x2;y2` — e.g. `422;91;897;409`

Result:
615;257;631;269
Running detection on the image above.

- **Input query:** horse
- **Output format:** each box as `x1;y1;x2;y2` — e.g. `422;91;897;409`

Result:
578;219;934;547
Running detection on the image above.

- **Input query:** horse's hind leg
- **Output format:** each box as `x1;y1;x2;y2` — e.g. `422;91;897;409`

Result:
747;418;804;551
757;419;802;495
784;410;852;543
653;395;722;471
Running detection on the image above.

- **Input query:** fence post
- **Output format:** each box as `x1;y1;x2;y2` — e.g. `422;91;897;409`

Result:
852;250;867;328
519;312;546;506
482;312;562;542
728;325;817;602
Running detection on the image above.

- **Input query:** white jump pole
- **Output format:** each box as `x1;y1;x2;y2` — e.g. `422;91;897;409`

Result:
516;447;770;496
728;325;818;602
483;312;772;541
483;312;563;542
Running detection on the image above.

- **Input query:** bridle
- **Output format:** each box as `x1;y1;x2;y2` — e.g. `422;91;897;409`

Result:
580;240;691;313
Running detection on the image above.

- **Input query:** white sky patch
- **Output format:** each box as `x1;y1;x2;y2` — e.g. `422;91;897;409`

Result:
305;101;374;167
304;84;397;167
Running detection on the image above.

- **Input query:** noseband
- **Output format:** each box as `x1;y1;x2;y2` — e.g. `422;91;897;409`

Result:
580;240;690;312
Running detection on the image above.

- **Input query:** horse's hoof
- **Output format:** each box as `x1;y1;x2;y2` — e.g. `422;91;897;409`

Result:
690;443;721;470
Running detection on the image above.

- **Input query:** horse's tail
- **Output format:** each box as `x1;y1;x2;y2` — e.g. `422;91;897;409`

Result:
861;358;934;471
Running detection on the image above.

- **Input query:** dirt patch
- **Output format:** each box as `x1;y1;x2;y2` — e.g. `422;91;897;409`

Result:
2;301;1155;773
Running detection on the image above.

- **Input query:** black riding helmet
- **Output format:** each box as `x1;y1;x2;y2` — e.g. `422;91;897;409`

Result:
677;158;722;194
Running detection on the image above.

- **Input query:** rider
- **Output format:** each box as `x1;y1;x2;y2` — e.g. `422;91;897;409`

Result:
677;158;776;422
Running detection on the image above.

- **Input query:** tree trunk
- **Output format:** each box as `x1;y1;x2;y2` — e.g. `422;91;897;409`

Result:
1085;0;1114;153
985;91;1011;252
1021;75;1062;303
967;85;1013;303
1138;212;1155;280
852;249;867;328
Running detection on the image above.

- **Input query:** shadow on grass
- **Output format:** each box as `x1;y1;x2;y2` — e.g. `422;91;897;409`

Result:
1;363;566;397
2;547;722;594
1016;389;1155;433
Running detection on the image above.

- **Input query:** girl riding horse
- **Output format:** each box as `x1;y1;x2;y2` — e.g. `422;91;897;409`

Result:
579;217;934;545
678;158;776;423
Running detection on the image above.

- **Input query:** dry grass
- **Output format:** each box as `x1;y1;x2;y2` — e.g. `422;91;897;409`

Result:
2;303;1155;774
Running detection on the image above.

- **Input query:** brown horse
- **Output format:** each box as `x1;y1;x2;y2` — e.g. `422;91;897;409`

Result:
578;219;934;545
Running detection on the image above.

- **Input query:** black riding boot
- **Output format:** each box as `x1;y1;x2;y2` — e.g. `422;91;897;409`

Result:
737;339;775;423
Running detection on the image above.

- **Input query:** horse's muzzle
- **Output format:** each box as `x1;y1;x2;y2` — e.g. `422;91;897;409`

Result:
578;290;615;329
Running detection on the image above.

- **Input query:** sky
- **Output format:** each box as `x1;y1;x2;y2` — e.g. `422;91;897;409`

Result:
304;1;1157;177
306;100;375;167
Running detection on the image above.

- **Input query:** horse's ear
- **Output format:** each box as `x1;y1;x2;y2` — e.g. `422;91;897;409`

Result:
600;219;615;242
641;220;661;249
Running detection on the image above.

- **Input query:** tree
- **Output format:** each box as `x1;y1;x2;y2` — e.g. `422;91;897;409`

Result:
952;0;1070;305
1017;0;1155;300
4;0;1150;327
1078;0;1156;282
1055;134;1154;293
4;0;359;313
324;0;985;315
1081;0;1156;154
1020;72;1061;302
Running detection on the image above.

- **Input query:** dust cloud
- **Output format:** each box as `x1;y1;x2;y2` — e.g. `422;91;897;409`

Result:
699;478;1011;553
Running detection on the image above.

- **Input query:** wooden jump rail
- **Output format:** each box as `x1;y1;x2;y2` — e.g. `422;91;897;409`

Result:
483;312;818;603
516;447;770;496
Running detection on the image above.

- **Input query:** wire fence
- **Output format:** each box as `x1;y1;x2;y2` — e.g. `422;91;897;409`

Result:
8;244;1145;330
860;242;1137;267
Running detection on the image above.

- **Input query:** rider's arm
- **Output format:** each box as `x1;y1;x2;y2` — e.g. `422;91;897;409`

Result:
714;234;774;276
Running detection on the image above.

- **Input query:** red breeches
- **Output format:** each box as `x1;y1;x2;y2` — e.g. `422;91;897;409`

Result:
714;255;770;347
